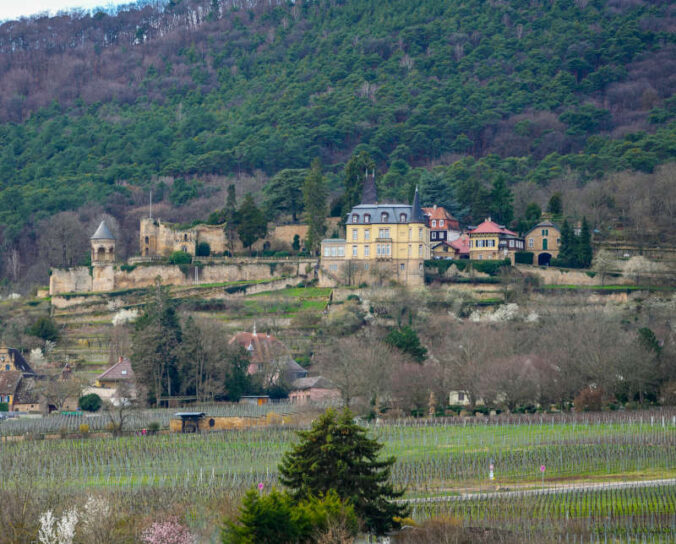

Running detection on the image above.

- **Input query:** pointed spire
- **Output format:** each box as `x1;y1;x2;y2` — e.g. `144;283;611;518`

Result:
361;170;378;204
411;186;424;222
91;220;115;240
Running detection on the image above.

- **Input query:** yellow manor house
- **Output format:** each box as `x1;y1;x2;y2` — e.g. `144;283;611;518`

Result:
319;175;430;287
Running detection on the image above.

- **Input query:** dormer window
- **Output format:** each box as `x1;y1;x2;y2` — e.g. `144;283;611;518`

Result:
439;220;444;227
352;215;358;223
432;220;437;227
400;213;407;223
364;214;370;224
381;212;389;222
121;370;127;375
4;364;9;371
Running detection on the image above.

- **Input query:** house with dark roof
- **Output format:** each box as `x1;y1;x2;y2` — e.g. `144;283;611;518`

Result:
319;172;430;287
0;345;36;410
432;233;471;259
229;325;307;386
524;221;561;266
468;218;524;263
423;205;461;245
289;376;341;404
81;356;137;406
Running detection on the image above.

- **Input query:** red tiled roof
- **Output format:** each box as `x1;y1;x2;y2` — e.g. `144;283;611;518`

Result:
469;219;517;237
449;234;470;254
422;206;460;229
97;357;135;382
229;331;291;364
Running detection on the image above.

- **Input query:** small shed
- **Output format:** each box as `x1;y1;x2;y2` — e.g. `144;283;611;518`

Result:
239;395;270;406
173;412;206;433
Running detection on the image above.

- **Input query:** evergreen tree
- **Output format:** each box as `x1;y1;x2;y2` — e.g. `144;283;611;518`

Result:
557;219;574;266
384;326;427;363
263;168;307;222
524;202;542;229
419;169;468;220
342;151;375;216
223;184;239;255
132;283;182;406
576;217;593;267
302;159;328;255
236;194;268;254
547;192;563;216
489;176;514;225
278;408;408;535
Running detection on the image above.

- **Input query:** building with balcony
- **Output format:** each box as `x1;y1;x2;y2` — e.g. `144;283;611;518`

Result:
319;174;430;287
468;218;524;263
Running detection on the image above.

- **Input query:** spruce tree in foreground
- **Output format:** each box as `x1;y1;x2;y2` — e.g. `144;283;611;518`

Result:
278;408;408;534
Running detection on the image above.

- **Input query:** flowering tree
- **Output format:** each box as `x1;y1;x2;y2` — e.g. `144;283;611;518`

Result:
142;517;195;544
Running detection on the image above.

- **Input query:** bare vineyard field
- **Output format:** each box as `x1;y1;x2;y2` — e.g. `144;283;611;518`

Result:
2;409;674;540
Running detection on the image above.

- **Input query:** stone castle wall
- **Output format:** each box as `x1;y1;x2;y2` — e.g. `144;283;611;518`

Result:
50;260;316;295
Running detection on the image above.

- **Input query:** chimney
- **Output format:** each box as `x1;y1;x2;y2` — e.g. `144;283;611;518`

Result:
119;356;123;363
433;204;437;210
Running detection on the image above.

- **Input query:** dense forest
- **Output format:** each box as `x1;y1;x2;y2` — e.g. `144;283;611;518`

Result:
0;0;674;288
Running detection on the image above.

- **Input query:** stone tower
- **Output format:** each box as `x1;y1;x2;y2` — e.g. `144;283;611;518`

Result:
91;220;116;264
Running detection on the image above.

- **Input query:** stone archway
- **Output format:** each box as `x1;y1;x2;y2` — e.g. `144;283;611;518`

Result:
538;252;552;266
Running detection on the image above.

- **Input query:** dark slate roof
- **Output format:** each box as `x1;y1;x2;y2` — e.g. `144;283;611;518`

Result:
291;376;336;390
525;221;560;236
411;186;425;222
91;220;115;240
13;377;40;404
5;348;35;375
0;371;23;395
346;203;424;225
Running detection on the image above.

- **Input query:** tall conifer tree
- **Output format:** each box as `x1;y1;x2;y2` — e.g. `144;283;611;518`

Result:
303;159;328;255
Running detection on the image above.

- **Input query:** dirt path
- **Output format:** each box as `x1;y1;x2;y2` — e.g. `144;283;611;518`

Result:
398;477;676;503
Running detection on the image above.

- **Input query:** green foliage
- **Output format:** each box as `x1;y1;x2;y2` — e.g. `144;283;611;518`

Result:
169;177;199;207
385;326;427;363
0;402;8;412
0;1;672;240
195;241;211;257
515;252;534;265
27;315;59;342
471;259;511;276
302;159;327;255
547;193;563;215
168;251;192;265
278;408;408;535
78;393;102;412
237;194;267;252
554;218;593;268
223;488;357;544
263;169;306;222
291;234;300;252
342;151;375;216
489;176;514;225
638;327;661;356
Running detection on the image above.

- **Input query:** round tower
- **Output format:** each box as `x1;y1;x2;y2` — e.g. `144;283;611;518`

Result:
91;220;116;264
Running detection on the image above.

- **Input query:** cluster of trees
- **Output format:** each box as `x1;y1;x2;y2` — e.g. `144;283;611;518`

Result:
130;284;262;405
553;218;593;268
224;408;407;541
315;299;675;415
0;0;672;263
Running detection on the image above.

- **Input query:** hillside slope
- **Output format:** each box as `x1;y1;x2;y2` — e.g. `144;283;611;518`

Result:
0;0;673;284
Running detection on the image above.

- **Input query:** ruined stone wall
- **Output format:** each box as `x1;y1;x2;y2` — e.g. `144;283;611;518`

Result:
194;224;228;254
49;267;92;295
92;265;115;292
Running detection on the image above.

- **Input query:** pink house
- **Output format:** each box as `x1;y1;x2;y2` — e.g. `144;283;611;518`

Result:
289;376;341;404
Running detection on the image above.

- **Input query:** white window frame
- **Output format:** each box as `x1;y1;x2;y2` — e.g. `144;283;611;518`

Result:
528;238;534;248
352;245;358;257
352;229;357;241
364;245;370;257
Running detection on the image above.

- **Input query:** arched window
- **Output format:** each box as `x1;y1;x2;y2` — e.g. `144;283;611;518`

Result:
184;234;188;241
352;214;358;223
97;247;105;260
381;212;389;222
145;236;149;244
363;214;370;223
400;213;407;222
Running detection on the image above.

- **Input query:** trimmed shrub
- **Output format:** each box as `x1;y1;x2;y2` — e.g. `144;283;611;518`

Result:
0;402;8;412
196;241;211;257
78;393;102;412
168;251;192;265
515;251;534;265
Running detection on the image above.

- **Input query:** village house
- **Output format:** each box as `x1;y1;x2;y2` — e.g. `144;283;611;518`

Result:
422;205;461;245
0;345;37;411
229;325;307;386
431;233;470;259
468;218;524;263
288;376;341;404
319;174;430;287
83;357;137;406
524;221;561;266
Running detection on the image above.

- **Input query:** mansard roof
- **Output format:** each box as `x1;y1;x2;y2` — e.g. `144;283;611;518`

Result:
91;220;115;240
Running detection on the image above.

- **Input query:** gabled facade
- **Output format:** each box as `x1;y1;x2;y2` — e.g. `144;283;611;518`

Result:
319;175;430;287
524;221;561;266
468;218;524;263
431;233;470;259
0;345;36;410
422;205;461;244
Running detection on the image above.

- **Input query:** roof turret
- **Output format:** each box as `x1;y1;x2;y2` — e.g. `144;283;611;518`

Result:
411;186;425;222
91;220;115;240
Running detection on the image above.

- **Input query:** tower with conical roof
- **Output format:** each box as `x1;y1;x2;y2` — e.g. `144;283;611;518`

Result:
90;220;116;264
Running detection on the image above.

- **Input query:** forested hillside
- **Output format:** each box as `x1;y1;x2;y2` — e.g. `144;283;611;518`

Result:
0;0;674;287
